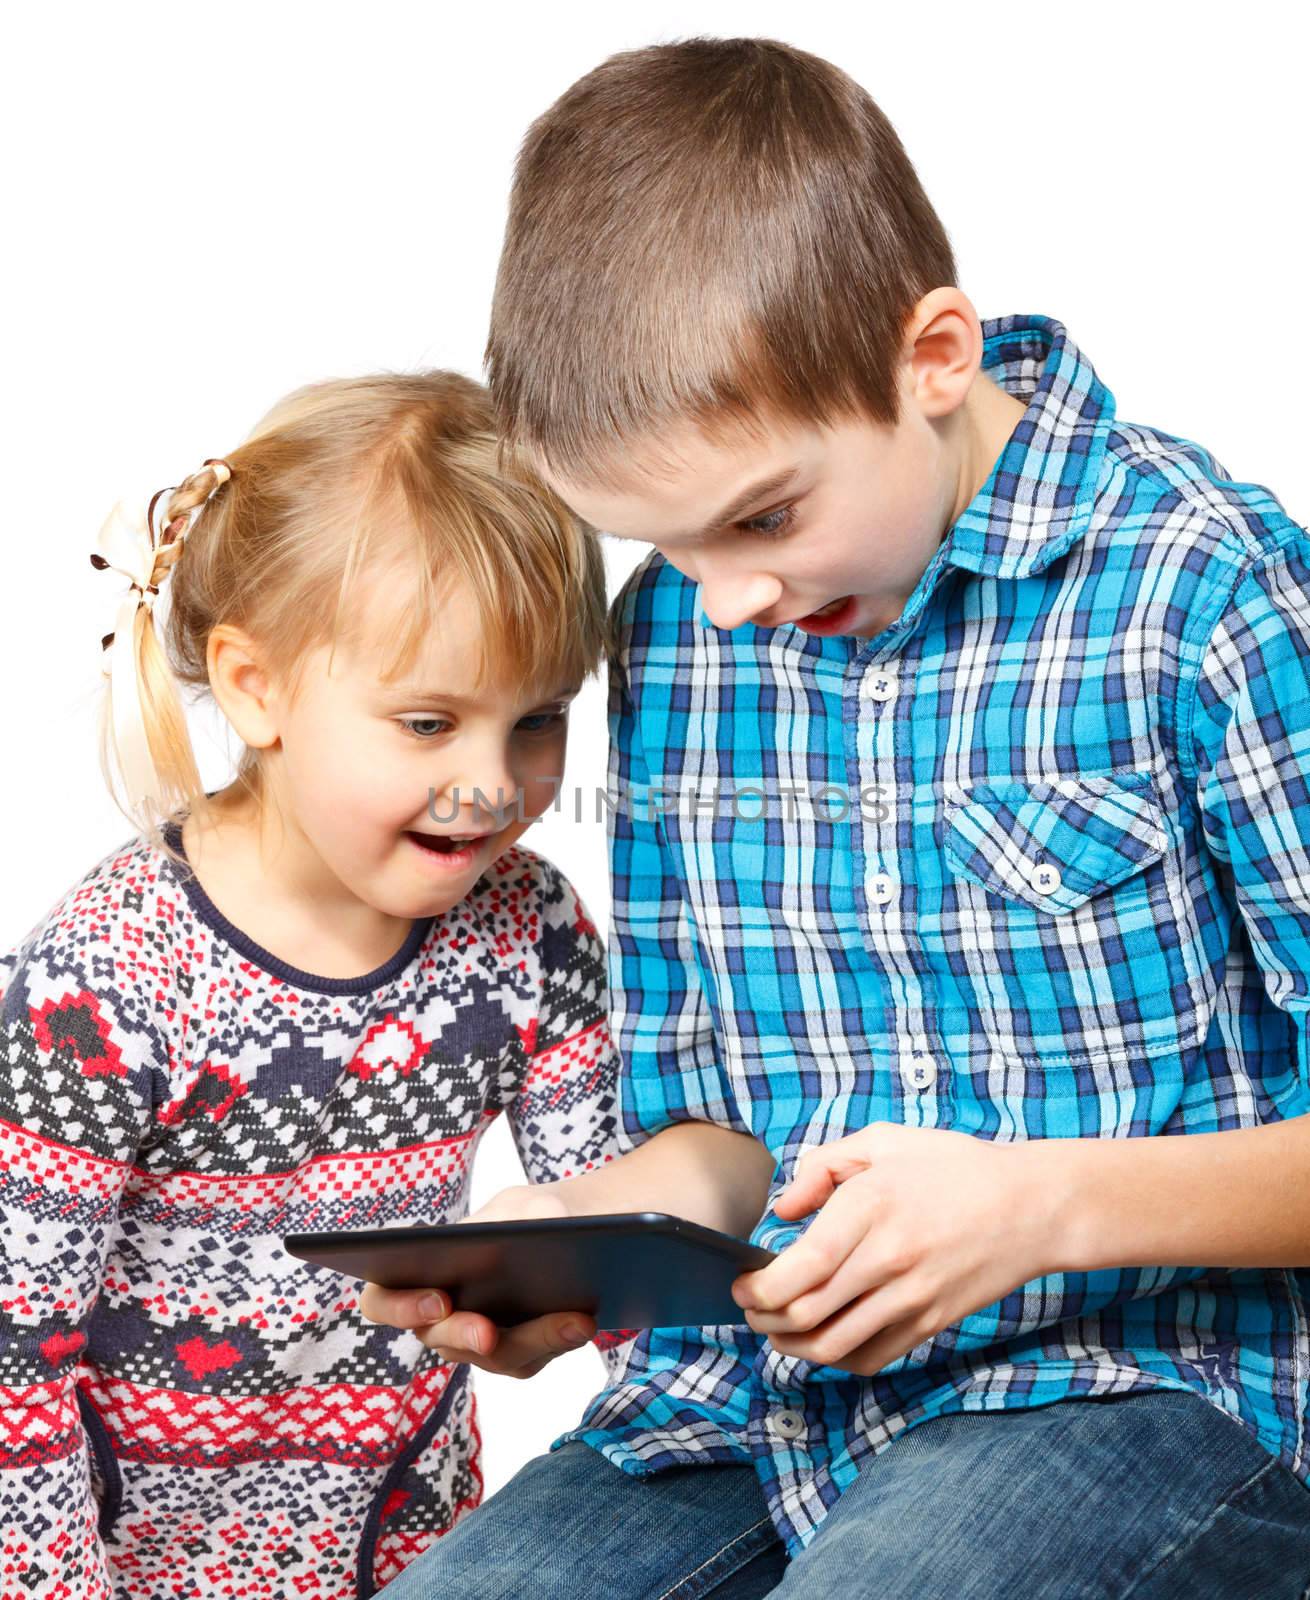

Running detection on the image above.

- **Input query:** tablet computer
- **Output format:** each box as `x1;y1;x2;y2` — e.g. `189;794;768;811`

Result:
283;1212;777;1330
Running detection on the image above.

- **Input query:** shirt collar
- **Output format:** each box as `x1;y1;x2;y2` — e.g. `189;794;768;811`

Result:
945;313;1116;580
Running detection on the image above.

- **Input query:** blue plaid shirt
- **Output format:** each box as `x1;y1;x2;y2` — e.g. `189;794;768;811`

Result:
551;312;1310;1556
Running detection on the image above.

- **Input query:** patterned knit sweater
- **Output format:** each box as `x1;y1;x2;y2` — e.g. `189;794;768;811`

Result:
0;822;632;1598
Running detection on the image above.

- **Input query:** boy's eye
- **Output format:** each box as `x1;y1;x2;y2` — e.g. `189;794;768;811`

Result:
739;505;796;538
397;716;451;739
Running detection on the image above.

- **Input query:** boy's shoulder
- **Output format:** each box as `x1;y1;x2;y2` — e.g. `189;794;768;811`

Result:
1098;413;1305;576
607;548;700;667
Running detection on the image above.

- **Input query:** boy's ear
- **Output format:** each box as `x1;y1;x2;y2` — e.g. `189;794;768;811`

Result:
903;287;983;421
207;624;282;751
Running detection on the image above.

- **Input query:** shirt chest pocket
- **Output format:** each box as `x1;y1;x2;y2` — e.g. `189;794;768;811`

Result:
941;771;1208;1069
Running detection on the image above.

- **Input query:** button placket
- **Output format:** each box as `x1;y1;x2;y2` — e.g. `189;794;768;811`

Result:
866;870;898;908
853;646;948;1116
900;1056;938;1091
863;665;899;704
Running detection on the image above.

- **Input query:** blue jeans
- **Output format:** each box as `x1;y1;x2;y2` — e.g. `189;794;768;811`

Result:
379;1388;1310;1598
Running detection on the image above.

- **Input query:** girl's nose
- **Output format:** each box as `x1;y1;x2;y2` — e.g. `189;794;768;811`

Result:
431;743;520;827
699;571;784;632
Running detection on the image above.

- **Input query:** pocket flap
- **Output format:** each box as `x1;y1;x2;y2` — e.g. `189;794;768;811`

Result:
943;771;1168;914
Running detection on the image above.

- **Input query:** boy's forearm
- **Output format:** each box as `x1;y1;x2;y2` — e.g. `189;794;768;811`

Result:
554;1120;776;1240
1039;1114;1310;1272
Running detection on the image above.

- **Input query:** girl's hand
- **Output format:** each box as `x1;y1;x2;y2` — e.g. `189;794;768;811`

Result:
357;1182;598;1378
729;1122;1058;1376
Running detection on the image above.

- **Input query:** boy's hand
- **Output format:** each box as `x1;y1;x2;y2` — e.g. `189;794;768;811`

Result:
357;1183;598;1378
729;1123;1055;1376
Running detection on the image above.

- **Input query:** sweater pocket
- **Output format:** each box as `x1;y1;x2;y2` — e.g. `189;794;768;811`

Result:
356;1363;471;1600
77;1381;124;1542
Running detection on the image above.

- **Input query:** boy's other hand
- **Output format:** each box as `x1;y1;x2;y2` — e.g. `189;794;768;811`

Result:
356;1182;598;1378
729;1123;1053;1377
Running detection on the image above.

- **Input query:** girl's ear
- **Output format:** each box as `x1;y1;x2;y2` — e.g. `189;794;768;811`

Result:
207;624;281;751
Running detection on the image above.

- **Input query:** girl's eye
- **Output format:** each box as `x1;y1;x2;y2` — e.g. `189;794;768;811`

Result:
739;505;796;538
516;710;567;734
397;717;451;740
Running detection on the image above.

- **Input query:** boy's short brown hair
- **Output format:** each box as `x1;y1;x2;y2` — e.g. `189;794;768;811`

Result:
488;36;957;486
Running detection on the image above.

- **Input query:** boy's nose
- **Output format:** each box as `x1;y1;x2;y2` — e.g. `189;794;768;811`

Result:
699;572;784;632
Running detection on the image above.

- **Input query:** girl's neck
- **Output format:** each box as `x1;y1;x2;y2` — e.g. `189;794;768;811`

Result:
179;792;421;982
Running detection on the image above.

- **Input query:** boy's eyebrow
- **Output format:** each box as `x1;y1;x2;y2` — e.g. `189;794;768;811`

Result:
687;467;801;542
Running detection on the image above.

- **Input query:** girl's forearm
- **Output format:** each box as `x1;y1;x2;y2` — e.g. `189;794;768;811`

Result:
1032;1113;1310;1273
553;1119;776;1240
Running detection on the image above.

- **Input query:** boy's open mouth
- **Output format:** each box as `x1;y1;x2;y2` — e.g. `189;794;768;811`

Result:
794;595;858;635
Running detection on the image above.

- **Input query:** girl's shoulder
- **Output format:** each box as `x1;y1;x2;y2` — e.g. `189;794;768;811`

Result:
1;829;176;999
466;843;601;960
0;832;173;1151
466;846;606;1048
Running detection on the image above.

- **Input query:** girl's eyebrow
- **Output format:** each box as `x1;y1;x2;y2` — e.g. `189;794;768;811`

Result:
386;683;581;706
688;466;801;543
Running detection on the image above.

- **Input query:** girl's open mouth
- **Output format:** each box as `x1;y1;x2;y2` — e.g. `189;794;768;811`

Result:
404;831;491;869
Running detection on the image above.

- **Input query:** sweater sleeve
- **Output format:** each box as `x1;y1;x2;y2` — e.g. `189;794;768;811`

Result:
0;934;157;1598
501;857;639;1360
504;859;620;1186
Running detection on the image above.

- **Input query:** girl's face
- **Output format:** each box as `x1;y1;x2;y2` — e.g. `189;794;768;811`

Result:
264;570;578;921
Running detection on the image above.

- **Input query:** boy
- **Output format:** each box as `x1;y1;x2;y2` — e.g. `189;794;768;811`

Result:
367;38;1310;1596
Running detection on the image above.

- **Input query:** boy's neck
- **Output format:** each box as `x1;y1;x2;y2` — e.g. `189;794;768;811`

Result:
949;373;1029;534
848;374;1028;640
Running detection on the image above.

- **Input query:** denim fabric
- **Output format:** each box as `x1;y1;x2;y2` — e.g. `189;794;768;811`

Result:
380;1388;1310;1598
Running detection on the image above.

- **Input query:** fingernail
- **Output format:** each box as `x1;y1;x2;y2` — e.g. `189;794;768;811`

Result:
417;1293;446;1322
561;1321;589;1346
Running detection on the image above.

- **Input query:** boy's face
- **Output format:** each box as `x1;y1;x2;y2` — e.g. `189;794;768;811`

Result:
529;277;1039;641
533;368;975;639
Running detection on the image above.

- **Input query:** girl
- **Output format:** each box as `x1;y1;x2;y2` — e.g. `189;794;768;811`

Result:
0;372;629;1598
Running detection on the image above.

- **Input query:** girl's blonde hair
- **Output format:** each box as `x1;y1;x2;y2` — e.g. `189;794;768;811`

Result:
98;370;607;871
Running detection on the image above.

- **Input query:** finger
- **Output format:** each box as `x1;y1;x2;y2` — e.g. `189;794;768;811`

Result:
766;1280;925;1371
358;1284;451;1329
419;1310;594;1377
742;1239;898;1334
773;1131;887;1219
415;1309;504;1356
773;1163;837;1219
489;1311;597;1374
733;1182;872;1312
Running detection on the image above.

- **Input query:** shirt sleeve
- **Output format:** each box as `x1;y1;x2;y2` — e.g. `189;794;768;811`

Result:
1189;531;1310;1096
606;642;754;1146
0;940;157;1598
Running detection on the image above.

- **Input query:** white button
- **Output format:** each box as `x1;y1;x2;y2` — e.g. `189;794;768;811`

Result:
900;1057;937;1091
768;1408;807;1441
863;669;898;703
866;872;897;907
1028;861;1062;895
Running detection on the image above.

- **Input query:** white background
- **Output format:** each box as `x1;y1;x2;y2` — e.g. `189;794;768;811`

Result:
2;1;1307;1496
